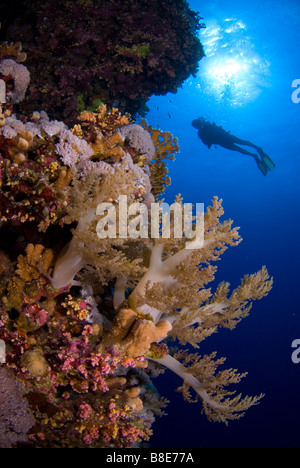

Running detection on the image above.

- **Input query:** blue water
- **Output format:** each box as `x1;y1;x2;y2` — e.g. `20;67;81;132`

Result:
144;0;300;448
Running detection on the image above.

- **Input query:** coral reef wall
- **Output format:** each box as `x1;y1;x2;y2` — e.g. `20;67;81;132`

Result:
0;6;273;448
2;0;205;125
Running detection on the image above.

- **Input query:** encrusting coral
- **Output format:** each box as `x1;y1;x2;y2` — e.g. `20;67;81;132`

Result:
0;41;27;63
0;48;273;448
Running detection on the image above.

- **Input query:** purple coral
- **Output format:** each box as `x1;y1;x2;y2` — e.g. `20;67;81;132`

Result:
0;367;35;448
118;124;155;162
0;58;30;103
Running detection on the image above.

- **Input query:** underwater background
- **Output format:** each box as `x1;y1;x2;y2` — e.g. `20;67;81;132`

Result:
145;0;300;448
0;0;299;449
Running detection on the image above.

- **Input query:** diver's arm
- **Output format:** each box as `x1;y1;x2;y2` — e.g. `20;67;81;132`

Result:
198;129;213;149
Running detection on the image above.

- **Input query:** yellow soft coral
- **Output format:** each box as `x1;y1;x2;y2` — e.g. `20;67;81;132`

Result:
117;196;272;424
50;162;148;289
170;266;273;348
156;351;264;425
90;131;125;163
16;244;54;282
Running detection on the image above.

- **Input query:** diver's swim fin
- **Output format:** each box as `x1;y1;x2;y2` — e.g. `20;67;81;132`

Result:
258;149;276;171
262;153;276;171
254;156;268;176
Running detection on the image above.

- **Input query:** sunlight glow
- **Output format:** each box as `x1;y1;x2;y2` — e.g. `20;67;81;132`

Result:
195;18;270;106
209;58;242;82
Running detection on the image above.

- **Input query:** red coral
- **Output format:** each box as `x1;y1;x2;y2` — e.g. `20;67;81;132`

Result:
5;0;205;125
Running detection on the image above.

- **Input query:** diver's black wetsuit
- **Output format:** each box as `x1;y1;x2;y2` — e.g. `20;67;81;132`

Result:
192;118;276;175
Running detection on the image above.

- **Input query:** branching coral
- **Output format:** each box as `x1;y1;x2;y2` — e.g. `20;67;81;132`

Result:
170;265;272;347
154;352;264;424
140;121;180;198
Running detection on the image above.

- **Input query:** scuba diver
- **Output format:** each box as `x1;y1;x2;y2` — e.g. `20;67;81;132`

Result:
192;117;276;176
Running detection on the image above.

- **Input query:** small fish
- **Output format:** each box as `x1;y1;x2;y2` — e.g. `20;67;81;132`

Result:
168;112;171;119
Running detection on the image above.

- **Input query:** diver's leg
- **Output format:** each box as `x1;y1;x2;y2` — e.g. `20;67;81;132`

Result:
231;136;275;170
229;144;258;157
230;144;269;175
229;135;262;152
